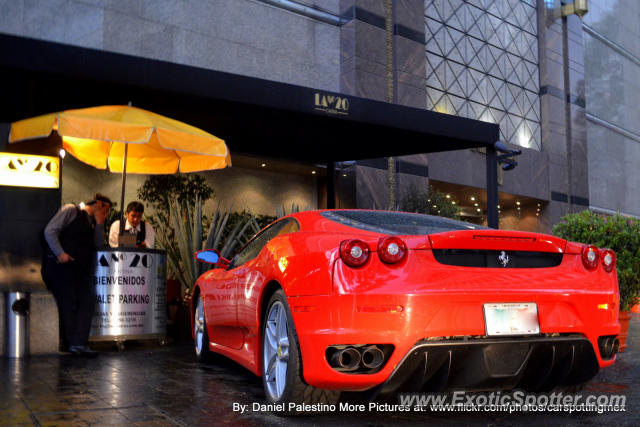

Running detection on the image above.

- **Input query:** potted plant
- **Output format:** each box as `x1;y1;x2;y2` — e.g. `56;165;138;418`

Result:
167;197;263;298
553;210;640;351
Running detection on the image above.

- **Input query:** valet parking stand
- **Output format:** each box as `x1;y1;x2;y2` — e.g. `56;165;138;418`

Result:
8;106;231;352
90;247;167;350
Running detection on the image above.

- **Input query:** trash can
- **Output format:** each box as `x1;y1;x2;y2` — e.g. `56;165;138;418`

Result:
4;292;30;358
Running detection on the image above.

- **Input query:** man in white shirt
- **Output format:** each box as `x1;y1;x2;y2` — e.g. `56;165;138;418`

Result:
109;201;155;249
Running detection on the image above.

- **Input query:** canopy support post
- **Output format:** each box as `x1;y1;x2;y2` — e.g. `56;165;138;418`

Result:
486;145;499;229
118;142;128;244
327;161;336;209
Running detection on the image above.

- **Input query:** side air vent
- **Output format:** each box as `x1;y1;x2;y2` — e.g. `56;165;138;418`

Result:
433;249;563;268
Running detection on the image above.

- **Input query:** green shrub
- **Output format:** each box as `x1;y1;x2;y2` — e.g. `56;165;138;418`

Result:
399;184;461;219
552;210;640;311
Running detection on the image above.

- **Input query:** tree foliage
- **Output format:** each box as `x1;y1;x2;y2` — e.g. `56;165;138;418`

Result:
553;210;640;311
399;184;461;219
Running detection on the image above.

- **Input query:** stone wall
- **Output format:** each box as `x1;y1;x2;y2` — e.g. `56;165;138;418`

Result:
0;0;341;92
583;0;640;217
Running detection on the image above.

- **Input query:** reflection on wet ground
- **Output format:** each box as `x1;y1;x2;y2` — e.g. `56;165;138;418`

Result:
2;315;639;426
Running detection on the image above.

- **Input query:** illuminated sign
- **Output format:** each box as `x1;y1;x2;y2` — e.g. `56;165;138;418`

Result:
314;92;350;116
0;152;60;189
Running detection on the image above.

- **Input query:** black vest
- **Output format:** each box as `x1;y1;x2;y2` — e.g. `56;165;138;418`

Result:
58;206;96;265
136;221;146;245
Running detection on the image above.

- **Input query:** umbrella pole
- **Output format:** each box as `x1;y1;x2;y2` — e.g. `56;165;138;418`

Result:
118;142;128;245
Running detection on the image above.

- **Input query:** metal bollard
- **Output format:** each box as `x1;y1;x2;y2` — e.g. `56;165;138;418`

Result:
5;292;30;358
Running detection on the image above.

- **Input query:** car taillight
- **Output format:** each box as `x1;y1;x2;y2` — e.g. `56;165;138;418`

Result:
377;237;407;264
582;245;600;270
601;249;616;272
340;239;370;267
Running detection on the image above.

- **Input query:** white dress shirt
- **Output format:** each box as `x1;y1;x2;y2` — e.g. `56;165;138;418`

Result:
108;219;155;248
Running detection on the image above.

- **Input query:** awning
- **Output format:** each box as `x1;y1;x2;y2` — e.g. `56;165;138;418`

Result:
0;34;499;164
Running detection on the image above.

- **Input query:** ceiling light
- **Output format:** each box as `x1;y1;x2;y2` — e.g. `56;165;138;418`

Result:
516;201;521;206
471;197;476;201
476;208;481;212
446;194;451;199
261;163;266;167
474;203;478;207
312;170;316;174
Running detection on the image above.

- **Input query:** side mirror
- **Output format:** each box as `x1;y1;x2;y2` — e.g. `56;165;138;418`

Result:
195;249;229;267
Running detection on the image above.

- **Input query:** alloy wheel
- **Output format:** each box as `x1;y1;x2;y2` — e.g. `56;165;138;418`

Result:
194;296;205;355
263;301;290;401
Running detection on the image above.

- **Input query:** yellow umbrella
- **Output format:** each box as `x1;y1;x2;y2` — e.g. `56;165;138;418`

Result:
8;105;231;239
8;105;231;173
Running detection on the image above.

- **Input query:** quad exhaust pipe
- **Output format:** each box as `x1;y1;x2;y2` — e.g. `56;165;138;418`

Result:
330;347;361;371
361;346;384;369
598;336;620;359
327;345;389;372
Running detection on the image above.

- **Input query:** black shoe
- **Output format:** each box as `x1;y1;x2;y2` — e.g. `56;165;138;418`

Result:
68;345;99;358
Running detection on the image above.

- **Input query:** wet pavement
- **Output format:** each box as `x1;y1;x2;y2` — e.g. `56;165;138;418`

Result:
2;315;639;426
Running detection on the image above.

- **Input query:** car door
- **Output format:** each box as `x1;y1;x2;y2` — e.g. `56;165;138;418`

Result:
205;220;291;349
234;218;299;326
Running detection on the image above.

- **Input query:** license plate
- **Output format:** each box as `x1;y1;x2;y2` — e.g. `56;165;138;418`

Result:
484;303;540;336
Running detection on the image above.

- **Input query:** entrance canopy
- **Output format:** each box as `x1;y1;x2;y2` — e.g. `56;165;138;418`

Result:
0;34;499;164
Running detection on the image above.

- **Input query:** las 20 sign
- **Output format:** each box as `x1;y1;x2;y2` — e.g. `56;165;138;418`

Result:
314;92;350;116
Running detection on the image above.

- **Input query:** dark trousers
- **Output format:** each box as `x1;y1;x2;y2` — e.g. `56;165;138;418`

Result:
44;258;96;348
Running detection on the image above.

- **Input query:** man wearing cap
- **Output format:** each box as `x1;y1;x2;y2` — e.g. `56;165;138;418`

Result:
43;193;112;356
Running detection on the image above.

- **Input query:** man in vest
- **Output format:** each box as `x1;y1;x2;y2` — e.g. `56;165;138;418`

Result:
43;193;112;356
108;201;156;249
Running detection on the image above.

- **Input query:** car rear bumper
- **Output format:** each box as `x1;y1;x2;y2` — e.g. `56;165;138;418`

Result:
371;336;599;398
289;292;619;391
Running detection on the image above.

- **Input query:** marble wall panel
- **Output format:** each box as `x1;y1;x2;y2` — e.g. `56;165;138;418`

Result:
547;156;568;194
584;32;640;135
351;0;386;16
547;200;571;228
395;37;427;78
3;0;342;92
583;0;640;60
353;20;387;66
395;0;426;33
587;121;640;216
396;81;427;109
570;137;589;200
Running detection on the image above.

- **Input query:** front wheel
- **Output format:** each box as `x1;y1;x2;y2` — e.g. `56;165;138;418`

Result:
262;290;339;413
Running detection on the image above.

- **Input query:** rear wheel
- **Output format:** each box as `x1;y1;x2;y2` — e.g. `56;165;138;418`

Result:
262;290;339;413
194;293;213;362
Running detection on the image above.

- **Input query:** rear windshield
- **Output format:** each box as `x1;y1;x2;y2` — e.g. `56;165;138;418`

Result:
321;210;486;235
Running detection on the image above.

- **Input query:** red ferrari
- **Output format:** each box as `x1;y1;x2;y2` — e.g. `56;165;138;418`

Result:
191;210;620;406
